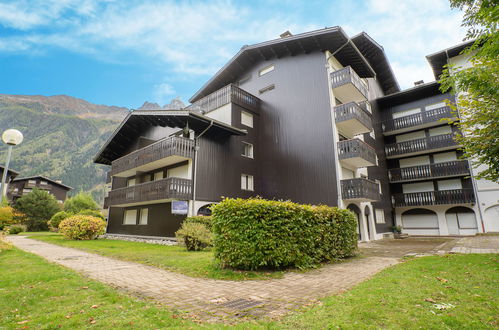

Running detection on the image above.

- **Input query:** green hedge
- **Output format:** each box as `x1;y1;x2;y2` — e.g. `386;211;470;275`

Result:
212;198;357;270
183;216;212;231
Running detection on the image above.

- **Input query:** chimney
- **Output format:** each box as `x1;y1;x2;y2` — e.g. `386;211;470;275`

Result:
280;31;293;38
414;80;424;86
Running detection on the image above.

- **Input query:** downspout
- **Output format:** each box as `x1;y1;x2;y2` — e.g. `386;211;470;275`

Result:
191;120;213;216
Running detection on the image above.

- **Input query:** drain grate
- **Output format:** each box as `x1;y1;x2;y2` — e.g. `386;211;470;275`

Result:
220;299;264;310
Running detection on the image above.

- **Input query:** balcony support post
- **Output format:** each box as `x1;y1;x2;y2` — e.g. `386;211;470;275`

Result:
191;121;213;216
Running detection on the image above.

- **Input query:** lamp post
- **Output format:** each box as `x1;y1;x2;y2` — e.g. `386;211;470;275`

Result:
0;129;23;204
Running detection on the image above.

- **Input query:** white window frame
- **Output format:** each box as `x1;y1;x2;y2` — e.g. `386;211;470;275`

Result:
28;179;36;185
241;111;253;128
123;209;137;225
241;174;254;191
139;208;148;225
375;209;386;224
242;142;254;159
258;65;274;76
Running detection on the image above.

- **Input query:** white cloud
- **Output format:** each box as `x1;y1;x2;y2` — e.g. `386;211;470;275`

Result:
153;82;175;104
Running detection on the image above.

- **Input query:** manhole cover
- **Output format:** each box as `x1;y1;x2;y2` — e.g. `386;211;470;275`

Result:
220;299;264;310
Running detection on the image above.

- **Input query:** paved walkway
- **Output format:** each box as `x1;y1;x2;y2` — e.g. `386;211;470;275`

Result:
7;236;397;322
449;235;499;254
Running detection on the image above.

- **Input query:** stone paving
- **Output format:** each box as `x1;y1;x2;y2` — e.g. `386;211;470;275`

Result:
6;235;498;322
7;235;397;322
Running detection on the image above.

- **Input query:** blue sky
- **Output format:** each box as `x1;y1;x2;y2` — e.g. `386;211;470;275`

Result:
0;0;466;109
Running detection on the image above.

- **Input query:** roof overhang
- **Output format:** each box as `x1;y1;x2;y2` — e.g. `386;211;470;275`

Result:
94;110;247;165
12;175;73;190
426;40;475;80
189;26;378;102
0;165;19;178
375;81;444;107
351;32;400;95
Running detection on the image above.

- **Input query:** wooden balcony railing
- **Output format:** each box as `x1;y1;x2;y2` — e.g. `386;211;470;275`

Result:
389;160;470;182
331;66;368;100
385;133;458;158
110;136;194;176
341;178;380;201
334;102;373;131
187;84;260;113
103;196;109;209
382;106;454;133
338;139;377;166
105;177;192;207
392;188;475;207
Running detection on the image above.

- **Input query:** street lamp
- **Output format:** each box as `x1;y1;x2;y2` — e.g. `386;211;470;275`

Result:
0;129;23;203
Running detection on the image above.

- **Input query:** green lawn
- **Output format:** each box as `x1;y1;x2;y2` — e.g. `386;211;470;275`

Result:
25;232;285;280
1;236;497;329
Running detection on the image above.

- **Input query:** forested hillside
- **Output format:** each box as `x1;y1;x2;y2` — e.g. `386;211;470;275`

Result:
0;95;128;204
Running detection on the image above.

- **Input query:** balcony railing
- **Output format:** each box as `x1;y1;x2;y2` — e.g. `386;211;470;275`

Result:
335;102;373;135
382;106;454;134
389;160;470;183
330;66;368;102
105;177;192;207
341;178;380;201
187;84;260;113
338;139;377;167
110;136;194;177
385;133;458;158
392;189;475;207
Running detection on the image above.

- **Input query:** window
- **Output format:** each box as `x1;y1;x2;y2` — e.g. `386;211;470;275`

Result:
242;142;254;158
425;101;446;111
259;84;275;95
28;180;36;185
127;178;136;187
139;208;148;225
241;111;253;128
392;108;421;119
23;189;32;194
241;174;254;191
123;209;137;225
429;125;452;136
375;209;385;224
40;180;48;185
258;65;274;76
375;179;382;194
142;174;151;183
437;179;462;191
433;151;457;163
154;171;164;181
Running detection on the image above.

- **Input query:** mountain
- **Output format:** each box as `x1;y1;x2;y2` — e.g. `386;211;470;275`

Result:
0;94;129;204
138;97;185;110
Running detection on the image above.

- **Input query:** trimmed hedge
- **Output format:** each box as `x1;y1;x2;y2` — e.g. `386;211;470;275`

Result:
212;198;357;270
183;216;212;230
59;215;106;240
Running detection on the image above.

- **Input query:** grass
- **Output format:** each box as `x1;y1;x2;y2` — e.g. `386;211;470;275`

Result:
0;239;199;329
1;235;497;329
25;232;285;280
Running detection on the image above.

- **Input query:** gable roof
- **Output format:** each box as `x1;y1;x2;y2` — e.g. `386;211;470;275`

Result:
426;40;475;79
94;110;247;165
0;165;19;179
351;32;400;95
12;175;73;190
189;26;391;102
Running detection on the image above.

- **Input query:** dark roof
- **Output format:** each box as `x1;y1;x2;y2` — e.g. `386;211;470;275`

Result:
375;81;443;107
426;40;475;79
0;165;19;178
351;32;400;95
94;110;247;165
190;26;385;102
12;175;73;190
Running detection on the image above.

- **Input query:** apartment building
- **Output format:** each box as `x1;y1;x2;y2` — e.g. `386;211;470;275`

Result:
7;175;72;203
94;27;496;239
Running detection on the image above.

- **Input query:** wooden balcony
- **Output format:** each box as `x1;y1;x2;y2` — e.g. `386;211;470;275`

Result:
335;102;373;137
385;133;459;159
382;106;455;135
341;178;380;202
331;66;369;103
392;189;475;207
105;177;192;207
338;139;377;168
106;171;112;184
389;160;470;183
187;84;260;113
110;136;194;177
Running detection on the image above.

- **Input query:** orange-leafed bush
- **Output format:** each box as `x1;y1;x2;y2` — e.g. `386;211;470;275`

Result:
59;215;106;240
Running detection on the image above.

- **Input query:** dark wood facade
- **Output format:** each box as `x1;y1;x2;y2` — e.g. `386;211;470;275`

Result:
7;176;72;203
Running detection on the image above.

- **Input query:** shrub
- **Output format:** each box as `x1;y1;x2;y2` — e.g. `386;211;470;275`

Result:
8;224;27;235
0;206;15;230
48;211;71;231
13;188;61;231
183;215;212;231
211;198;358;270
64;192;99;214
175;222;213;251
77;209;105;220
59;215;106;240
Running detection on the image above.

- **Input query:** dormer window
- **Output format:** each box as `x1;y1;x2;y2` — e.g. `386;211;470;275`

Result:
259;65;274;76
